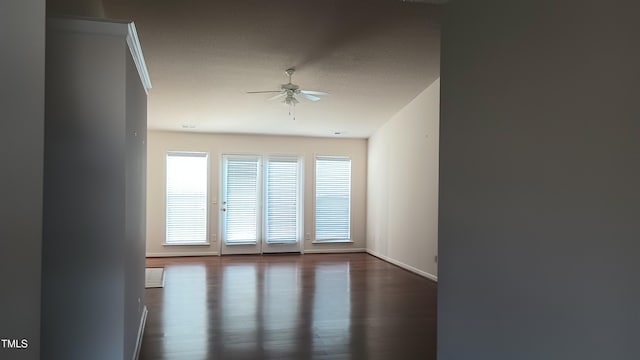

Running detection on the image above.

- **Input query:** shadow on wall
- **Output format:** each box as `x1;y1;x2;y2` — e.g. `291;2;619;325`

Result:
48;0;105;17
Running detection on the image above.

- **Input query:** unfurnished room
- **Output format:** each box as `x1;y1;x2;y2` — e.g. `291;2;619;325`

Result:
2;1;639;360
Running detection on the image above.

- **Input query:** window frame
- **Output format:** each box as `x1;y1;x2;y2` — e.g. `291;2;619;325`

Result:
164;150;210;246
220;154;262;245
219;153;304;253
313;155;352;243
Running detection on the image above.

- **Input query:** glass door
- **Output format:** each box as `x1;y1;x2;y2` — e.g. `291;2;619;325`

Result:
220;155;261;254
220;154;302;255
262;156;302;253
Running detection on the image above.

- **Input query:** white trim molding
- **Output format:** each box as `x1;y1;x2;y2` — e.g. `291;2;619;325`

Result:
366;249;438;282
47;17;152;94
133;305;148;360
126;21;152;93
304;248;366;254
146;251;220;257
311;239;354;244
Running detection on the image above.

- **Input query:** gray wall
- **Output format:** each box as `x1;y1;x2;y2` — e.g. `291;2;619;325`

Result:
47;0;105;17
124;50;148;360
0;1;45;359
42;22;138;360
438;1;640;359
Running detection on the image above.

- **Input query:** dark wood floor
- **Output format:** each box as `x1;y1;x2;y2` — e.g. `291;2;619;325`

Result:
140;253;437;360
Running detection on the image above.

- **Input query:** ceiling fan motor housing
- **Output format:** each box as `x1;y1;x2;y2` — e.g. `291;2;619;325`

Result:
282;83;299;91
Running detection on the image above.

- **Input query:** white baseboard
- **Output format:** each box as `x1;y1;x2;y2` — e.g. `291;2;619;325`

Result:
148;249;370;256
132;305;148;360
146;251;219;257
303;248;366;254
366;249;438;282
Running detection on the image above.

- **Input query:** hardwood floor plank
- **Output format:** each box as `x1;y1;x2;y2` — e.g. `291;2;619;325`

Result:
140;253;436;360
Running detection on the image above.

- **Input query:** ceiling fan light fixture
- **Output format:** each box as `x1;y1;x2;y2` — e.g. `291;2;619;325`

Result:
247;68;327;118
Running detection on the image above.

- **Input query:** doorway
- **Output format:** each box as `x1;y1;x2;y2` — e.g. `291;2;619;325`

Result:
220;154;302;255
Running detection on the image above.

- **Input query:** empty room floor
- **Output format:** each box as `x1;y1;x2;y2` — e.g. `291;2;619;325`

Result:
140;253;437;360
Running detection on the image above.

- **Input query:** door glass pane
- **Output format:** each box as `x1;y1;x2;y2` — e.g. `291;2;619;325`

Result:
265;158;299;243
224;157;259;243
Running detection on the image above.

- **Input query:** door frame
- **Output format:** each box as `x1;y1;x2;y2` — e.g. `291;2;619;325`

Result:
219;153;303;255
220;154;262;255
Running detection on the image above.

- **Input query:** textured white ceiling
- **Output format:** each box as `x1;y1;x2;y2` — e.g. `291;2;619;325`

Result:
103;0;441;138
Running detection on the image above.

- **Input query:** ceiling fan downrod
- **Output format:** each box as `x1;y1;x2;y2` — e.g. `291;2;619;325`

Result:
285;68;295;83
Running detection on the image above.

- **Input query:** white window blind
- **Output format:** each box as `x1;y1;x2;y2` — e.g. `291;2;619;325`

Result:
315;156;351;241
265;157;300;243
224;157;260;243
166;152;208;244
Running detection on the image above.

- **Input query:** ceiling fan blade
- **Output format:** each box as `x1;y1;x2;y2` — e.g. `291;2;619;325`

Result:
247;90;282;94
268;93;286;101
300;90;328;96
299;93;321;102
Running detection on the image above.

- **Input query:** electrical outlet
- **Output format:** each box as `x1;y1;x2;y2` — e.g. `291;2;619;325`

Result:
212;234;217;242
305;233;311;240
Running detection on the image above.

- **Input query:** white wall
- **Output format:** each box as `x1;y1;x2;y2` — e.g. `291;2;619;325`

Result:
366;79;440;280
147;131;367;256
0;1;45;359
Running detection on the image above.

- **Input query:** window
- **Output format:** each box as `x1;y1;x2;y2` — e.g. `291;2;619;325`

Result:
265;157;301;243
315;156;351;241
166;151;208;244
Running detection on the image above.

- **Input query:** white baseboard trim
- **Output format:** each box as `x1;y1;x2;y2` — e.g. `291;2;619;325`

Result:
304;248;366;254
366;249;438;282
146;251;219;257
132;305;148;360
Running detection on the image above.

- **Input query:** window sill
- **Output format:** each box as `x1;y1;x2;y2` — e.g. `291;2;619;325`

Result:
163;242;210;246
311;240;354;244
225;241;257;246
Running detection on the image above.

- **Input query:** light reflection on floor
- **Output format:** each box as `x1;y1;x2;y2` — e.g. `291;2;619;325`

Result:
312;262;351;356
161;264;208;359
221;263;258;356
157;259;351;358
142;254;437;360
262;262;302;357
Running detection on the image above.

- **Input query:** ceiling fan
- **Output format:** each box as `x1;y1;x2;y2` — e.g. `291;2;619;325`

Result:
247;68;328;106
